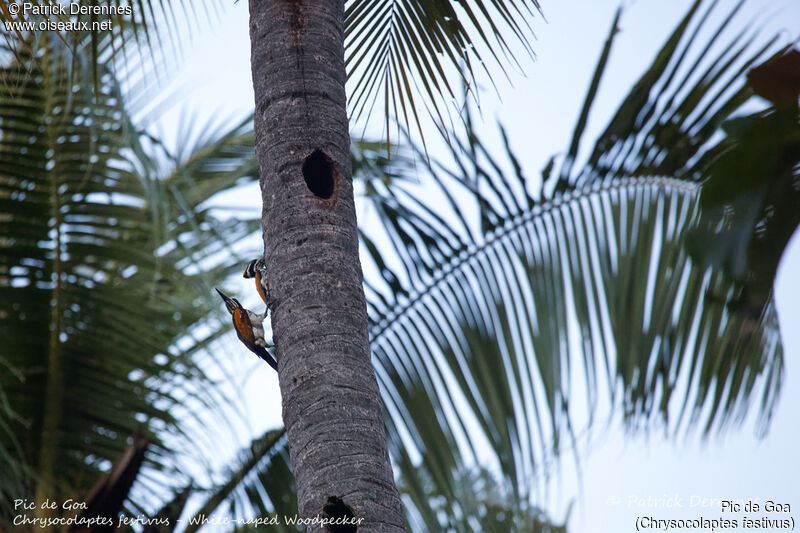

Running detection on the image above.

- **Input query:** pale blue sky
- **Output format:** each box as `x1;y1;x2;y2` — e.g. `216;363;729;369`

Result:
147;1;800;531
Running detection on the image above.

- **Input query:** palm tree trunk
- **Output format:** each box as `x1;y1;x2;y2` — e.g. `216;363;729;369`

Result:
248;1;405;531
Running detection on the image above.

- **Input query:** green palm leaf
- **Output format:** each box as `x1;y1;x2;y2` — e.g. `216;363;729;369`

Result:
345;0;541;144
0;29;262;526
180;428;295;533
355;0;786;526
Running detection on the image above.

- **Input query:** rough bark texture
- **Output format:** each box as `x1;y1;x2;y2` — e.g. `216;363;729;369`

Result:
248;1;405;532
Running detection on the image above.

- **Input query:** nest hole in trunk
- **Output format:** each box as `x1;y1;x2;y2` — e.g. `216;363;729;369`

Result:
303;149;339;200
323;495;357;532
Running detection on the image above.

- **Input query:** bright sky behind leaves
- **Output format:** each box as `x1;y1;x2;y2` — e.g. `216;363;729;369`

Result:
146;1;800;531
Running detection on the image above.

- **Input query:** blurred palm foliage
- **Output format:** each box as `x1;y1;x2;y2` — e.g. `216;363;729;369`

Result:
1;0;798;532
0;25;262;528
0;0;220;90
357;3;794;528
0;0;543;146
687;48;800;323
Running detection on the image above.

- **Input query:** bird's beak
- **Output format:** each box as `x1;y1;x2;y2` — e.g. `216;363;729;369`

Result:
215;288;235;313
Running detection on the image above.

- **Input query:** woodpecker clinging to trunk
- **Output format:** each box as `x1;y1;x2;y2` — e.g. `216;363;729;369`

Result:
215;288;277;371
243;258;271;308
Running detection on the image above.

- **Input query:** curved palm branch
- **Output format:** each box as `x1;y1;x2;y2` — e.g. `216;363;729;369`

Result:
355;0;785;526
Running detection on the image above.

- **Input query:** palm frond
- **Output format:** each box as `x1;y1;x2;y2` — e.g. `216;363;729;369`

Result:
687;48;800;319
0;30;261;524
357;0;786;521
182;428;296;533
345;0;541;145
401;463;567;532
142;484;192;533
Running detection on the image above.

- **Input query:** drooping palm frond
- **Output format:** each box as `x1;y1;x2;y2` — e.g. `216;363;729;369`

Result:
345;0;541;145
0;29;262;525
354;0;786;524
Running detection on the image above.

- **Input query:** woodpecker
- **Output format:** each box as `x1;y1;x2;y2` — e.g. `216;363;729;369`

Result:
243;258;271;308
215;288;277;371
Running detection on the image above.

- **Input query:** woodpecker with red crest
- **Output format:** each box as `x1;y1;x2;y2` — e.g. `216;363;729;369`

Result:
216;288;277;370
243;258;271;308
